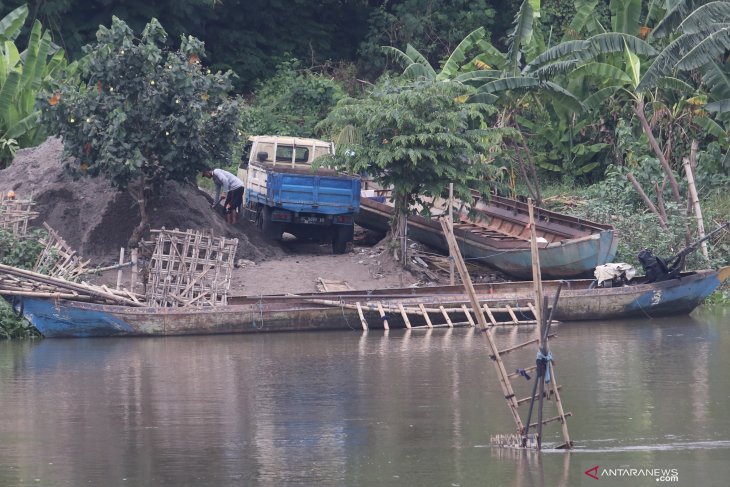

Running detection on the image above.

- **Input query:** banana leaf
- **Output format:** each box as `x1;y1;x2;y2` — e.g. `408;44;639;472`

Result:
0;5;28;42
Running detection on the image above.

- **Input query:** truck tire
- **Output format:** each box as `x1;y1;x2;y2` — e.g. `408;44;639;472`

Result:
261;206;282;240
332;224;354;254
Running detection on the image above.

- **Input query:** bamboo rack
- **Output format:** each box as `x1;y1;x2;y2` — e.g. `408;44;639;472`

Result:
145;228;238;307
0;194;38;237
33;223;90;280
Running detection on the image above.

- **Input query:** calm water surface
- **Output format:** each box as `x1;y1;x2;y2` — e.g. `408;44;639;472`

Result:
1;307;729;486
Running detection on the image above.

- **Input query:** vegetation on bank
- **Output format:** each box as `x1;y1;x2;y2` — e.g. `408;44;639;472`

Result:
2;0;730;337
0;229;44;338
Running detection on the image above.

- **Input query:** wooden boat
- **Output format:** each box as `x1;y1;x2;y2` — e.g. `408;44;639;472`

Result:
6;267;727;338
356;191;618;280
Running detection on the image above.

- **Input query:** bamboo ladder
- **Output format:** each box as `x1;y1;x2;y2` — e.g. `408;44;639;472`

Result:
438;199;572;450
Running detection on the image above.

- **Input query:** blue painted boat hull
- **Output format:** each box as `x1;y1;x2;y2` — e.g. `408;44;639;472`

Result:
7;268;727;338
356;196;618;279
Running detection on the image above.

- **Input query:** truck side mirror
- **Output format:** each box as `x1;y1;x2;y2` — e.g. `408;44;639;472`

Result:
257;152;268;163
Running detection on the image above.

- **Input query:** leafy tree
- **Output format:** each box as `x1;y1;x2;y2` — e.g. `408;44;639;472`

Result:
42;17;240;247
0;4;68;167
318;78;506;260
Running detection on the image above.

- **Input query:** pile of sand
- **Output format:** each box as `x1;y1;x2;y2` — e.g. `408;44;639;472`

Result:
0;138;283;264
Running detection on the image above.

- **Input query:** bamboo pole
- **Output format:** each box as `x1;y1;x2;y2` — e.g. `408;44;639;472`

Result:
418;303;433;328
398;303;412;329
439;217;524;433
356;302;368;330
449;183;455;286
0;263;143;306
461;304;475;327
683;154;709;260
130;248;138;292
527;199;544;345
377;302;390;330
440;305;454;327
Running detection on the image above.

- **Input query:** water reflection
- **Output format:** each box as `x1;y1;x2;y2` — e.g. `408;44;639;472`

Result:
0;308;728;486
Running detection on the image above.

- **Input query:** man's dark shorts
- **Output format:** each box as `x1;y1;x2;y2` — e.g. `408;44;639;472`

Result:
225;186;244;214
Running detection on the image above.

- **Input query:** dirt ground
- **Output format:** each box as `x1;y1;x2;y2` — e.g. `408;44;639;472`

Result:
1;138;430;295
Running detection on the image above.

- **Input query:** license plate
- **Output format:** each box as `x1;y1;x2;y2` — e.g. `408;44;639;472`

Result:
299;216;325;224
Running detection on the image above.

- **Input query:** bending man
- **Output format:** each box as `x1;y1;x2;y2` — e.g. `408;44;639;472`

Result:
202;168;245;225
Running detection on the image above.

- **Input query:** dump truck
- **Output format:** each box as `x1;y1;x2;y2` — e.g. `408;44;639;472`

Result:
237;136;360;254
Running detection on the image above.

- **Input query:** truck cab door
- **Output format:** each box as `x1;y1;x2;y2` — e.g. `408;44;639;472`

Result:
237;140;253;184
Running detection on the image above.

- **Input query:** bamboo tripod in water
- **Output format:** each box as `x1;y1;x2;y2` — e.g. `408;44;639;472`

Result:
438;198;572;450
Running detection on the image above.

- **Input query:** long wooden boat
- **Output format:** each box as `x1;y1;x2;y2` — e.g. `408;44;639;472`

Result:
6;267;727;338
356;192;618;280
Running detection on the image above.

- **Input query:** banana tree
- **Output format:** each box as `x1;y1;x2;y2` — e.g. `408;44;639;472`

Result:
0;5;68;167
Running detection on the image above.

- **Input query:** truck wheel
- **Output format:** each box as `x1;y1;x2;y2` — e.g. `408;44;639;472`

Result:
332;225;354;254
261;207;282;240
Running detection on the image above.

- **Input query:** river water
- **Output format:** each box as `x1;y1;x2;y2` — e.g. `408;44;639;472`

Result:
1;307;729;486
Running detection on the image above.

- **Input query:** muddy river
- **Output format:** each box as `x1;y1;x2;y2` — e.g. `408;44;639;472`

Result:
1;307;729;486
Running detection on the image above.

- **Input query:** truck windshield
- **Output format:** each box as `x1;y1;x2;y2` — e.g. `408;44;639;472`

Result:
276;146;309;163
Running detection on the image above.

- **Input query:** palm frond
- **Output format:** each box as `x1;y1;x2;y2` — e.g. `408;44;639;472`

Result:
0;5;28;42
583;86;621;110
570;62;632;84
652;0;710;38
678;2;730;34
528;59;581;79
562;0;599;41
704;98;730;112
611;0;642;35
693;113;726;139
636;31;705;91
453;70;502;84
466;92;499;104
676;27;730;70
506;0;535;74
437;27;485;81
587;32;658;57
524;40;587;72
657;77;695;93
477;76;542;94
702;61;730;100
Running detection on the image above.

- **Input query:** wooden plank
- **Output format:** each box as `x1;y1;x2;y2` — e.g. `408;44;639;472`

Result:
418;303;433;328
527;412;573;429
505;304;520;324
377;302;389;330
439;305;454;327
356;302;368;330
507;365;537;379
461;304;475;327
516;385;563;405
495;333;557;357
481;303;498;325
398;303;412;329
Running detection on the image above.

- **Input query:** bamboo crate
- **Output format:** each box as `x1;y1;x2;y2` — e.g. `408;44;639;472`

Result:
34;223;90;281
146;228;238;307
0;194;38;237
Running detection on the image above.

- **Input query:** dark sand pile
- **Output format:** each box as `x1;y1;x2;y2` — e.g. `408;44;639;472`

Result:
0;138;284;264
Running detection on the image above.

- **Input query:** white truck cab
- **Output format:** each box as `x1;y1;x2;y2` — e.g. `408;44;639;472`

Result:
237;135;335;183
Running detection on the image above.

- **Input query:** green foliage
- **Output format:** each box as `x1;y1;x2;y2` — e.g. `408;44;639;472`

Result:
318;78;506;222
0;4;69;167
41;17;240;191
358;0;498;78
240;60;345;139
41;16;240;246
552;159;730;273
2;0;373;92
0;228;45;339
